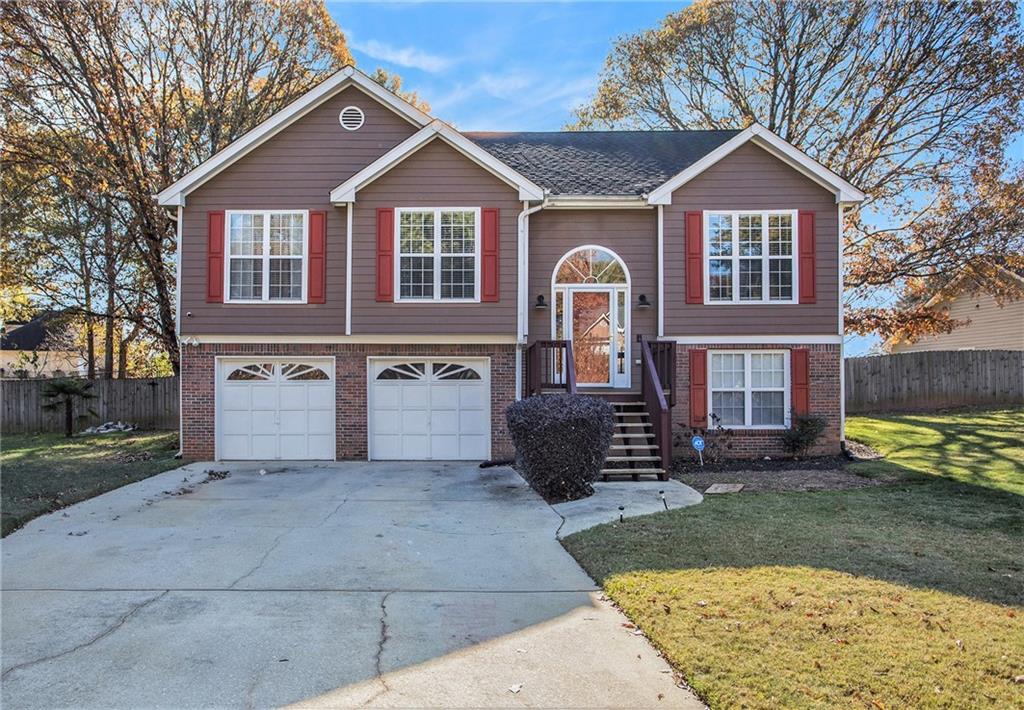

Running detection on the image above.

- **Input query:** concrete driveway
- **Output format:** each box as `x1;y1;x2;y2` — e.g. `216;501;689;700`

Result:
2;462;703;709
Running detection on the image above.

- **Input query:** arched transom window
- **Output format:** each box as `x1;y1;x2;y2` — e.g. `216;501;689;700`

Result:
555;247;627;285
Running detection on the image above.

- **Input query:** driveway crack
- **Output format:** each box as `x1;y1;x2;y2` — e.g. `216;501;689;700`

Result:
1;590;168;680
360;590;393;707
229;530;289;589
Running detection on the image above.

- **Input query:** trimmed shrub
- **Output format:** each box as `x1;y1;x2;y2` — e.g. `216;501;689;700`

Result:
506;394;614;503
781;413;828;457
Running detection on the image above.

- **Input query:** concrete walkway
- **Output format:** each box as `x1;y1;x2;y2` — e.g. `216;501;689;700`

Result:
2;462;704;709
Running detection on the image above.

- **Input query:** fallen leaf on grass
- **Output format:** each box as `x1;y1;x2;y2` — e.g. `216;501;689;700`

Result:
508;683;523;694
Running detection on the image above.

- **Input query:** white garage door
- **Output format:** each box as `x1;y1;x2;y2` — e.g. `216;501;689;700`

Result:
217;359;335;460
369;359;490;460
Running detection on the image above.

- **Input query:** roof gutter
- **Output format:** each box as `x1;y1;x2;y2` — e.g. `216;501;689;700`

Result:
544;195;651;209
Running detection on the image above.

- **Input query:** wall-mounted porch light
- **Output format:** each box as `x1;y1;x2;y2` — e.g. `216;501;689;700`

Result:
534;294;550;310
637;294;652;309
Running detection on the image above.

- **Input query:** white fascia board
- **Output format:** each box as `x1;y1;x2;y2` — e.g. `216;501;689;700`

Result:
646;123;866;206
667;334;843;345
180;334;518;345
330;121;545;203
156;67;432;207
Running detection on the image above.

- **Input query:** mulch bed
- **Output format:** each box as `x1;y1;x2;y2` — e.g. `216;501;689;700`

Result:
671;446;888;494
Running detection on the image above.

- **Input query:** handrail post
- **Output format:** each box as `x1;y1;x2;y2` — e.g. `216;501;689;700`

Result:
565;340;577;394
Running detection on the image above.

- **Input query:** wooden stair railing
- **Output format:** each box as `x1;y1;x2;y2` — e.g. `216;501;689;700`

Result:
524;340;577;396
638;336;672;480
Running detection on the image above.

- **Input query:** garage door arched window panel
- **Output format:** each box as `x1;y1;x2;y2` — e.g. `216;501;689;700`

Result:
551;245;631;389
432;363;482;380
217;358;335;461
226;363;275;381
376;362;427;380
280;363;331;381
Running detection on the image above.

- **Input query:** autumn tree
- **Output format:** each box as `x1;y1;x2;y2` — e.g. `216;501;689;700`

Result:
571;0;1024;340
1;0;354;370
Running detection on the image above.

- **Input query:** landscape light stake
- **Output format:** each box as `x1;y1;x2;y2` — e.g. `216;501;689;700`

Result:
618;506;625;523
660;490;668;510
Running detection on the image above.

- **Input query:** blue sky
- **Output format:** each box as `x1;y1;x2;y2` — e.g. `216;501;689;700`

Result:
329;1;675;131
329;1;1022;357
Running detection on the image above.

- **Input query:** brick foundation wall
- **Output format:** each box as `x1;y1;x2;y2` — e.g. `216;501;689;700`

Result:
180;343;516;461
672;343;841;460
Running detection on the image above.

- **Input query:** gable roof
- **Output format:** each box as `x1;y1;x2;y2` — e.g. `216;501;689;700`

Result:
646;124;865;204
330;121;545;203
156;66;432;207
465;130;740;197
1;311;69;351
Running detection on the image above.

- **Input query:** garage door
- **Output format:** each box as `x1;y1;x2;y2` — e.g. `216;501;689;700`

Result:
369;359;490;460
217;359;335;460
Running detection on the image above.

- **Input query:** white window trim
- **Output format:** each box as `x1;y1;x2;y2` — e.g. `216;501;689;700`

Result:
708;349;791;430
223;209;309;304
393;207;481;303
703;209;799;305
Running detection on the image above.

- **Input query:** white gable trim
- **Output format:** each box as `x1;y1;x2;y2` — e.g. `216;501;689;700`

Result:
330;121;545;203
646;124;866;206
156;67;432;207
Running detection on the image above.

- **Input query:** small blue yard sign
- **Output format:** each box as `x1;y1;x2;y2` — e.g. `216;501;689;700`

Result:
691;435;705;466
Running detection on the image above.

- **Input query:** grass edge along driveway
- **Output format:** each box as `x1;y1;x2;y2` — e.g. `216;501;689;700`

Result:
1;430;183;536
563;408;1024;709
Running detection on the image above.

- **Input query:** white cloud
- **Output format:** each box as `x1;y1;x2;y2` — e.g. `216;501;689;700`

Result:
351;38;454;74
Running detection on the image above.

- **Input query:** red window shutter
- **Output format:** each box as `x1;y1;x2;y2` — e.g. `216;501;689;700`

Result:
798;211;816;303
791;348;810;417
689;349;708;428
308;210;327;304
206;211;225;303
481;208;499;302
685;211;703;304
376;208;394;302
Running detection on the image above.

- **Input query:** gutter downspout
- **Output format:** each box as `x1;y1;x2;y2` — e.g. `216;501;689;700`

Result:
516;197;548;400
657;204;664;338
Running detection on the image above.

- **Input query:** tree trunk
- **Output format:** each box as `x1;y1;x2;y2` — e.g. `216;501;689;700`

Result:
82;241;96;379
103;205;115;379
64;397;73;437
118;326;129;378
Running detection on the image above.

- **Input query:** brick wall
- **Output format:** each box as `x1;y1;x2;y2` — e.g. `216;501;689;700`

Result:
672;343;841;459
181;343;516;461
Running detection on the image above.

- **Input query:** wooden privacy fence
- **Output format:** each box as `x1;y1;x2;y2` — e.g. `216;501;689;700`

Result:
1;377;179;434
845;350;1023;413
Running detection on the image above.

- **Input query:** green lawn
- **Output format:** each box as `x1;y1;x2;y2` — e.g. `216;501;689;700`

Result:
1;431;184;536
563;408;1024;709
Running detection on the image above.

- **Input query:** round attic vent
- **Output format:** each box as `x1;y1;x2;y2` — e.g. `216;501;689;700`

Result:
339;106;365;131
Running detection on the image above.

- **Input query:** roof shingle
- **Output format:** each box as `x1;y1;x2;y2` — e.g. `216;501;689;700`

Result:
464;130;741;197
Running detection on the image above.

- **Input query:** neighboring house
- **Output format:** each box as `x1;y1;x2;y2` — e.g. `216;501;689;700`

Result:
0;311;83;379
158;67;865;470
888;265;1024;353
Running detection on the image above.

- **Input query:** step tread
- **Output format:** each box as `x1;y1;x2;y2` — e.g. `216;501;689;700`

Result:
609;444;658;450
615;422;652;428
600;468;665;475
604;456;662;462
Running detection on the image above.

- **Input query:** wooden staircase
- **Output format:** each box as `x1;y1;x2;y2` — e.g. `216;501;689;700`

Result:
601;400;666;480
526;336;676;483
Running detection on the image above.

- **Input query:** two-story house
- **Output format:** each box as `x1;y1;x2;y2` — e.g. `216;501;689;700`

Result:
158;67;865;475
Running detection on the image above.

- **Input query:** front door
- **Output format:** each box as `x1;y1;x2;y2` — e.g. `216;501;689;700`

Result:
560;288;629;387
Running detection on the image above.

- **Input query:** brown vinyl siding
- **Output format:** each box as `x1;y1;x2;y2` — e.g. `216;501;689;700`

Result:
350;138;521;334
890;292;1024;352
528;209;658;384
180;85;417;335
664;142;840;336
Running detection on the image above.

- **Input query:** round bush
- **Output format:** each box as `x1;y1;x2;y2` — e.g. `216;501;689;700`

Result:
505;394;614;502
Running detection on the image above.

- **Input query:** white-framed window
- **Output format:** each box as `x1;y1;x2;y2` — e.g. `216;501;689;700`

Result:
225;210;308;303
395;207;480;302
709;350;789;428
705;210;798;304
